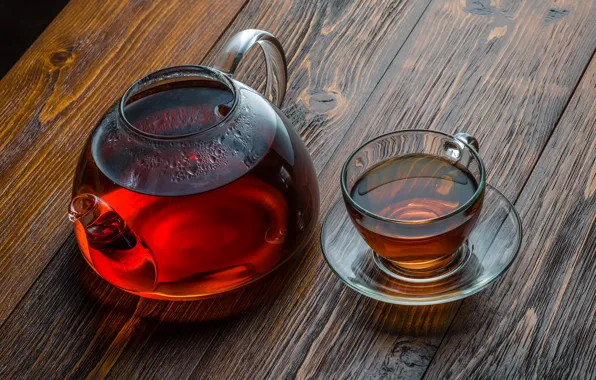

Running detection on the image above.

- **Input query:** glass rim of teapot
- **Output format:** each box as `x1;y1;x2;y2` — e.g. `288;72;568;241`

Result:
340;129;486;225
118;65;238;140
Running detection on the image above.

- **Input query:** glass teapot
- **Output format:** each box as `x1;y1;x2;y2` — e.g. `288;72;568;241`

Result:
68;30;320;300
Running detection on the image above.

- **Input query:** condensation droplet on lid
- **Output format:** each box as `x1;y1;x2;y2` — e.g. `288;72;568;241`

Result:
185;162;199;176
296;210;305;230
215;103;232;118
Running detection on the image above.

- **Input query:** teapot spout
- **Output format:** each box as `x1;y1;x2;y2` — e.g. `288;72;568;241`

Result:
68;194;157;293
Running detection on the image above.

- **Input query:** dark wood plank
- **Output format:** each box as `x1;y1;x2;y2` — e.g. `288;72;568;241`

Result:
2;0;596;379
277;0;596;377
193;4;595;378
0;0;247;324
0;0;435;377
424;55;596;379
316;0;596;202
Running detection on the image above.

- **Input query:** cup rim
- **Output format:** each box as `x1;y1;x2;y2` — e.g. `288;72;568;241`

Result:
118;65;238;140
340;129;486;225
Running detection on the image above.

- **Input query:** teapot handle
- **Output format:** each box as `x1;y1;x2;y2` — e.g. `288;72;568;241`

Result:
214;29;287;108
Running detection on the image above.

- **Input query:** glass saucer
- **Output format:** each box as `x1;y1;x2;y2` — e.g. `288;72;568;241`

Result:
321;185;523;305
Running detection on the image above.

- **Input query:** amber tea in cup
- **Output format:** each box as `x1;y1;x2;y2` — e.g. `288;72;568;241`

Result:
342;130;485;274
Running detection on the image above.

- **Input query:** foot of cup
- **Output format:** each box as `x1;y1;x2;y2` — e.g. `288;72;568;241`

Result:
373;242;471;283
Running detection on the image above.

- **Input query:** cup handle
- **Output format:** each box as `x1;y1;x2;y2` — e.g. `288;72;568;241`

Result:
454;132;480;151
214;29;287;108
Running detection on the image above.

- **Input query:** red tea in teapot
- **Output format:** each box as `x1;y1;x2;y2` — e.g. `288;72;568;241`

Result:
72;76;319;299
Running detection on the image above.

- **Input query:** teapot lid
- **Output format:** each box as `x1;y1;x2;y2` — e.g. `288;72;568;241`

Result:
119;66;236;138
90;66;281;196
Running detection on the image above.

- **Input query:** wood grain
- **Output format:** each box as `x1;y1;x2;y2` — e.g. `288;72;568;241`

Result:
0;235;305;378
0;0;247;324
424;55;596;379
317;0;596;201
1;0;596;378
0;0;436;377
290;0;596;377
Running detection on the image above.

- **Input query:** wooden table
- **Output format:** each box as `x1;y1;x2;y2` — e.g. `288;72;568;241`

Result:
1;0;595;378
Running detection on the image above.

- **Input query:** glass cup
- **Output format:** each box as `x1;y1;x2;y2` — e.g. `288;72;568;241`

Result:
341;130;485;279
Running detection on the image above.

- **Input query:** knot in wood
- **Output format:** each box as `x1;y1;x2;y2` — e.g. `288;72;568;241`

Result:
49;50;74;68
307;89;342;115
